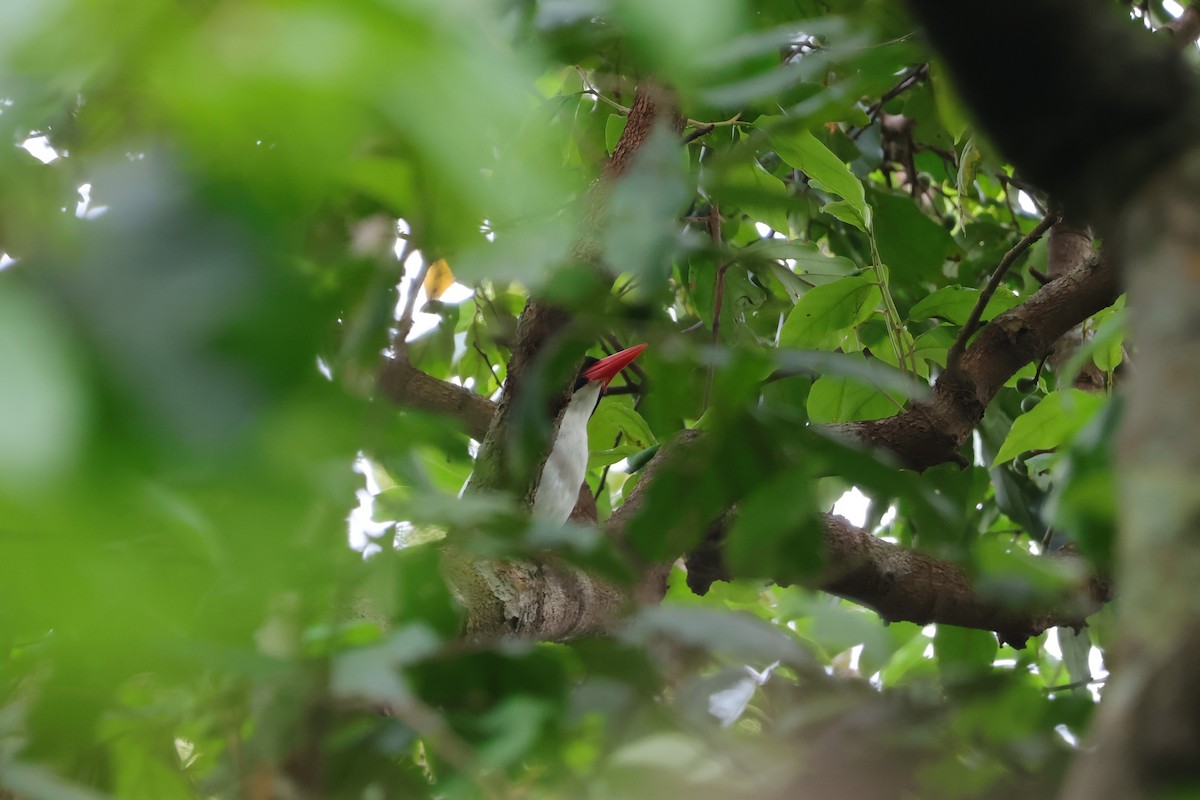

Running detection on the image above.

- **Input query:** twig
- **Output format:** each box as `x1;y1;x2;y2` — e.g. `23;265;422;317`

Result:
1046;677;1106;694
682;113;743;146
683;124;715;145
576;68;632;115
1001;175;1049;215
472;339;502;386
850;64;929;141
1001;180;1021;228
946;211;1059;369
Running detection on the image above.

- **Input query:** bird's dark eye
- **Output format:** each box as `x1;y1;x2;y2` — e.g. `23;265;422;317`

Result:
575;357;600;391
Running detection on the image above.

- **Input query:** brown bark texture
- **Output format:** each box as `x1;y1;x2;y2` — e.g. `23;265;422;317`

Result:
838;251;1117;471
1044;220;1106;392
1061;149;1200;800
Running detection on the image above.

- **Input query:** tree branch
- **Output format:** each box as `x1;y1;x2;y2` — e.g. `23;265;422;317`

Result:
1045;219;1106;392
378;357;495;441
380;357;1113;646
689;511;1108;648
819;515;1108;647
839;248;1119;471
946;210;1060;371
379;192;1123;643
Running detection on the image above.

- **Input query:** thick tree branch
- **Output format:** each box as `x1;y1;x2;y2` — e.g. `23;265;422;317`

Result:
444;428;694;638
817;515;1107;647
382;357;1112;645
946;211;1059;371
1045;219;1106;391
838;249;1119;471
378;358;495;441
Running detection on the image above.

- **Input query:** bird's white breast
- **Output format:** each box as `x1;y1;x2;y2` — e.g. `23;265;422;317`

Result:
532;381;601;523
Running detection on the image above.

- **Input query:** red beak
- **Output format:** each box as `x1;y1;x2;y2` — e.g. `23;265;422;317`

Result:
581;343;647;389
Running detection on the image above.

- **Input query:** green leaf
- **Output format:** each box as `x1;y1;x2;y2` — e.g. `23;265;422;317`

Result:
478;697;552;768
820;198;870;232
610;0;746;92
743;238;859;279
774;350;930;401
588;401;656;470
909;285;1022;326
807;371;904;423
0;764;111;800
935;625;998;683
762;122;869;230
975;536;1085;606
330;625;441;708
348;156;417;213
107;730;194;800
911;325;957;368
979;405;1046;538
705;158;791;233
992;390;1107;466
725;468;821;580
778;276;881;350
1078;299;1126;375
957;136;982;200
868;189;960;283
1044;395;1122;573
602;127;691;296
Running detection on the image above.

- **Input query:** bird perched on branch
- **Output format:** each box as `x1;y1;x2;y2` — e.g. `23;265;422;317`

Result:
532;343;646;523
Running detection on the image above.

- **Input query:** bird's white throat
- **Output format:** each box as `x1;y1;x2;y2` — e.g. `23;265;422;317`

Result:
532;381;602;523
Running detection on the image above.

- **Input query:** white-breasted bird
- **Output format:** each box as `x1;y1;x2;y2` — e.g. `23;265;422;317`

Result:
531;343;647;523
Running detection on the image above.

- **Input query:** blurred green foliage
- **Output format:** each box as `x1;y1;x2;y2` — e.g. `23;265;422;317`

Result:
0;0;1122;797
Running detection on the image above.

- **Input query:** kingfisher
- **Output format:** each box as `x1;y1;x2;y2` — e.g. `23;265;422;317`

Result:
531;343;647;523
